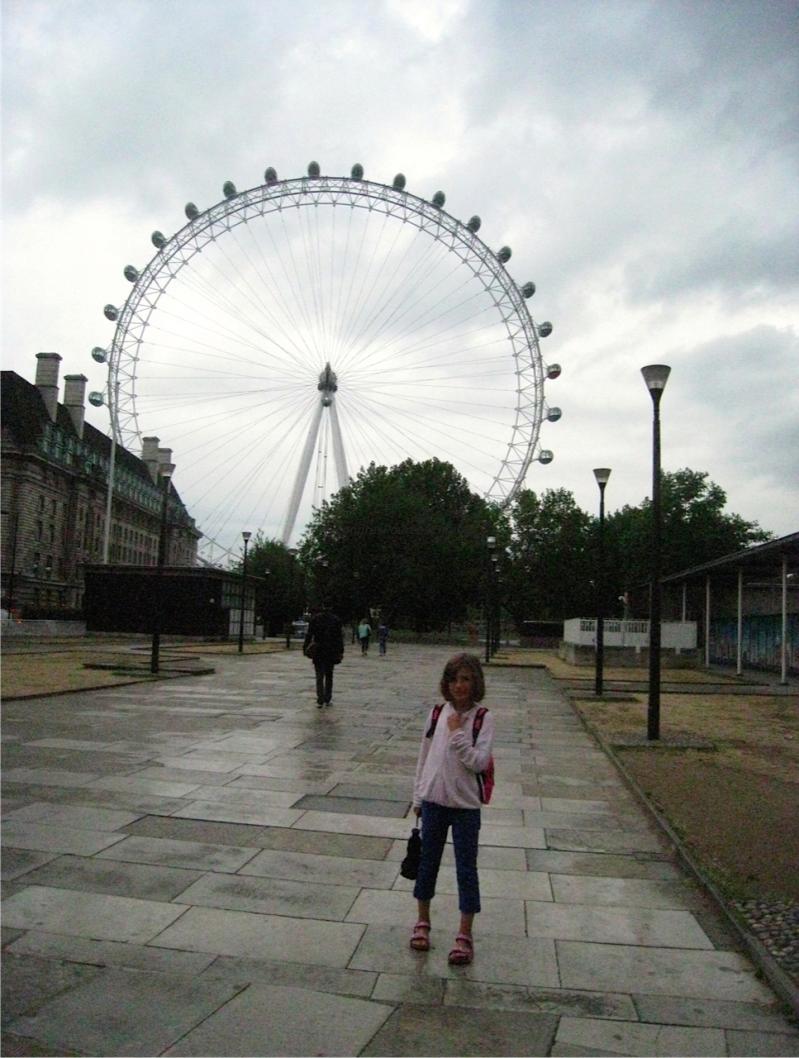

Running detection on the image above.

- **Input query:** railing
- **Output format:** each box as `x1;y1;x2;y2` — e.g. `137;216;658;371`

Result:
564;618;697;650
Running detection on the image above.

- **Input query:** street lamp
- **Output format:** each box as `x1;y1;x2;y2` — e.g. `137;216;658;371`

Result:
150;462;175;674
485;536;496;663
641;364;671;740
593;468;611;696
238;531;251;654
491;551;500;656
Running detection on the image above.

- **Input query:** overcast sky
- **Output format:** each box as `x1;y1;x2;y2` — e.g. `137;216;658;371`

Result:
3;0;798;555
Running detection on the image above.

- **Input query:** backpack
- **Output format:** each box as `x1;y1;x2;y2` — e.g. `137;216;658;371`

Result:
426;704;495;805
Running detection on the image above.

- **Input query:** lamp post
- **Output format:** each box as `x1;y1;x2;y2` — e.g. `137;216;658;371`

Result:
593;468;611;696
485;536;496;663
238;531;251;654
491;551;500;656
641;364;671;740
150;462;175;674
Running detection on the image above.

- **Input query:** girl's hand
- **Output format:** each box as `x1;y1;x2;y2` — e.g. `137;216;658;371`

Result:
446;712;463;732
414;806;422;818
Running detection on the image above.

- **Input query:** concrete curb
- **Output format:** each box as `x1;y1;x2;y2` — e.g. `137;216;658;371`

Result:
1;666;214;703
567;692;799;1019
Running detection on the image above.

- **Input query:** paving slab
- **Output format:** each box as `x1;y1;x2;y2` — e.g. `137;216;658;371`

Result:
550;874;704;910
525;900;713;948
524;848;682;881
726;1029;799;1055
632;994;799;1032
1;885;187;943
150;905;365;967
292;793;411;817
14;853;204;901
7;930;216;975
0;850;59;882
346;888;528;936
200;954;376;997
3;802;143;831
554;1015;726;1056
174;871;360;920
1;823;126;856
163;981;393;1057
1;952;100;1027
361;1002;558;1056
240;847;400;888
443;979;637;1020
96;834;260;872
7;966;245;1056
557;940;777;1003
169;799;304;826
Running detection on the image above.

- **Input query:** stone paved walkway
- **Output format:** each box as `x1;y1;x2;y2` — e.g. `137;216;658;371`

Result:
2;644;798;1056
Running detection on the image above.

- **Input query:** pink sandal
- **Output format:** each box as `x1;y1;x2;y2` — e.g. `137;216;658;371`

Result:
409;921;431;951
448;933;473;965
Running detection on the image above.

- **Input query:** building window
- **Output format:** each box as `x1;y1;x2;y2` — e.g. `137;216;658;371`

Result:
32;553;40;576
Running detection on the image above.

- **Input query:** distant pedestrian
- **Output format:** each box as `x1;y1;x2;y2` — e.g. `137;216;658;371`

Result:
378;622;389;655
357;617;372;655
409;652;494;967
303;603;344;707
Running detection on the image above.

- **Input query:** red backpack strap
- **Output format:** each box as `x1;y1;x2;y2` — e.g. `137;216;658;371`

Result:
426;703;445;738
472;706;488;744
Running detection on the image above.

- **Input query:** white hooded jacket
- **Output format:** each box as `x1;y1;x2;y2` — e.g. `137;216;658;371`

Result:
412;701;495;810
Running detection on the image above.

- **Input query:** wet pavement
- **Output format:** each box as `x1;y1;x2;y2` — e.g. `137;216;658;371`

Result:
2;644;798;1056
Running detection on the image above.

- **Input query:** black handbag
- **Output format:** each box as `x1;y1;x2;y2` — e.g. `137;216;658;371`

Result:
400;826;421;879
303;638;317;660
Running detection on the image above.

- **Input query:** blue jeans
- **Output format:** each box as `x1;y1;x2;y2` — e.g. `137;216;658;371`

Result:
413;800;481;914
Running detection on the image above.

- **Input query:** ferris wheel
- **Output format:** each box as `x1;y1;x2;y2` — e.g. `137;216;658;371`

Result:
91;163;561;561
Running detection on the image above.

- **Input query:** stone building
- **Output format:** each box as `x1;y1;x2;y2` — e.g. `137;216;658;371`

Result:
1;353;201;616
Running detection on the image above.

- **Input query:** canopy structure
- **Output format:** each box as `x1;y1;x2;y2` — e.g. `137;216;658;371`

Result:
660;532;799;682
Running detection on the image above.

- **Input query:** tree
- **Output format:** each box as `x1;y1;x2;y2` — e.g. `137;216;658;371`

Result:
505;488;594;623
299;458;496;631
235;536;305;636
604;469;771;610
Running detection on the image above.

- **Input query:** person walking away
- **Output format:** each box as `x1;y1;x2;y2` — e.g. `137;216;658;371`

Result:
357;617;372;655
304;603;344;707
378;621;389;655
409;652;495;966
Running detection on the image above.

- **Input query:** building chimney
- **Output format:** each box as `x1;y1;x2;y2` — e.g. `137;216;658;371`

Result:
157;447;174;478
141;436;160;483
63;374;87;439
35;352;62;422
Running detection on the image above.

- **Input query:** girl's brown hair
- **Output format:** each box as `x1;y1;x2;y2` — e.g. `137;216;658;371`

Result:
440;652;486;703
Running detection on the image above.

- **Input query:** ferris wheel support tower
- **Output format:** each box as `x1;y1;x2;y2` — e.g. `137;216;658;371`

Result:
281;362;348;545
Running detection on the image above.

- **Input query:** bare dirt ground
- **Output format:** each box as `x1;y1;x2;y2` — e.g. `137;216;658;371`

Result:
0;637;284;699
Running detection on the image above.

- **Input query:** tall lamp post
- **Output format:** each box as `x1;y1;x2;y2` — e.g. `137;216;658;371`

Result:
150;462;175;674
491;551;500;656
238;531;251;654
485;536;496;664
641;364;671;740
593;468;611;696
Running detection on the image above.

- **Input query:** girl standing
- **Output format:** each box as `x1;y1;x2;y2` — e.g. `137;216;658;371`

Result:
409;652;495;965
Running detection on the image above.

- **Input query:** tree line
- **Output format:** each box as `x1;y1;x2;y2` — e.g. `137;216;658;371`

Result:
240;459;770;634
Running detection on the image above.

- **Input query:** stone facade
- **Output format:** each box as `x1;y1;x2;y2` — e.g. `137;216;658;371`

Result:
1;355;201;615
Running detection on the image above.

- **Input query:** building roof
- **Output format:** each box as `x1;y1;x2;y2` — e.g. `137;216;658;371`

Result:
1;370;189;507
661;531;799;584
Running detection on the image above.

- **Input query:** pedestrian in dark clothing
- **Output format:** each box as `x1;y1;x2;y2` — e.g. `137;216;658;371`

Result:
378;622;389;655
304;603;344;707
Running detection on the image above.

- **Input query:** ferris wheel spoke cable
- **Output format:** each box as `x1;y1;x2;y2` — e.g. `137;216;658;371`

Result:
345;385;514;442
187;238;313;370
340;391;500;481
337;235;458;374
332;212;411;366
278;209;327;363
235;216;322;361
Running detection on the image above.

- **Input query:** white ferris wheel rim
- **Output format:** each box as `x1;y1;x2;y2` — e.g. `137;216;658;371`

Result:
104;170;555;556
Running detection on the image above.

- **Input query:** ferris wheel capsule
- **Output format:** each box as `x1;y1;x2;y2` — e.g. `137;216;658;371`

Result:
538;449;554;464
547;363;562;380
185;202;199;220
432;191;446;208
151;231;166;249
88;391;105;407
497;246;512;263
351;163;364;180
307;161;321;178
467;216;481;233
546;406;562;422
223;181;238;198
393;173;406;190
91;346;107;363
521;281;535;298
264;167;278;184
123;265;139;283
537;321;553;338
103;304;119;321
